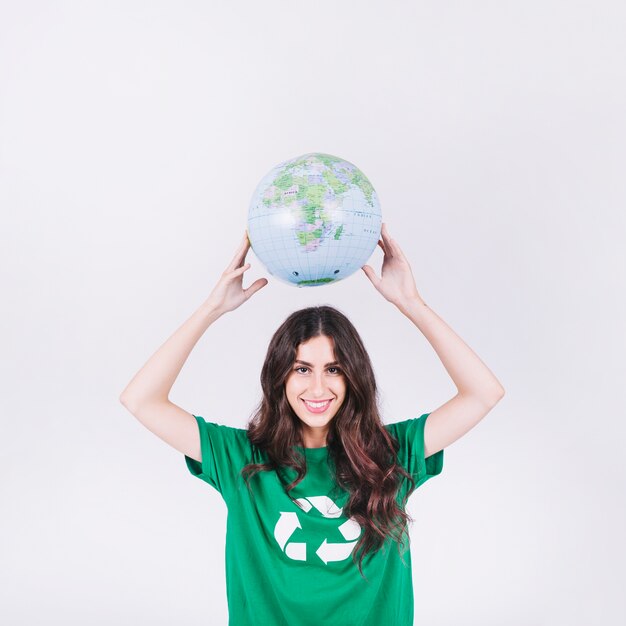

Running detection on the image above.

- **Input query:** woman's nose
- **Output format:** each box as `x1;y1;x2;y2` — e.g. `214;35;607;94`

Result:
308;375;328;396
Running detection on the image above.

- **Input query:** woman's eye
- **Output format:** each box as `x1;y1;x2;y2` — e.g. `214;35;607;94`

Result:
294;366;341;374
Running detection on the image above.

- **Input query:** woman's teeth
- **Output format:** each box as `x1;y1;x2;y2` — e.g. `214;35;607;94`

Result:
302;399;332;413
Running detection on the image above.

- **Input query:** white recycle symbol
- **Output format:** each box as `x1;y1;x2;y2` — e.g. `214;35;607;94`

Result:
273;495;362;564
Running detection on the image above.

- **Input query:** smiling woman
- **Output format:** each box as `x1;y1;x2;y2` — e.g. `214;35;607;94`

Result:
240;305;418;579
120;225;503;626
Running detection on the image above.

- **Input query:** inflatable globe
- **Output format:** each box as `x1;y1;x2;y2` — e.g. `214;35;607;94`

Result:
247;152;382;287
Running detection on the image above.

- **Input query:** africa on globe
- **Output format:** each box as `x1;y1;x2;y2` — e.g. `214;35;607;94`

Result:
247;153;382;287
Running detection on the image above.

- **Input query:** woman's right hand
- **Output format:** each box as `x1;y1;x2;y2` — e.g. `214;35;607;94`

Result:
205;231;268;314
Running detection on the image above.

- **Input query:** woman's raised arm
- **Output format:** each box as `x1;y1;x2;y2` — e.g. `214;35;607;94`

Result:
362;222;505;456
119;231;267;459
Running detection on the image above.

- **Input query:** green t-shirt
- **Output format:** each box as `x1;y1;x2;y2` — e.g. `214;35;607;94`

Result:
184;412;444;626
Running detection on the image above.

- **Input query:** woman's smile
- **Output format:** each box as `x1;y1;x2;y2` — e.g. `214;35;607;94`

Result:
301;398;333;413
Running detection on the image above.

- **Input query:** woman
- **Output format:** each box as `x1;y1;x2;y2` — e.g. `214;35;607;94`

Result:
120;223;505;626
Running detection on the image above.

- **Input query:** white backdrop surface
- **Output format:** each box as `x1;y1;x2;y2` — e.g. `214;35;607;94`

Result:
1;1;624;625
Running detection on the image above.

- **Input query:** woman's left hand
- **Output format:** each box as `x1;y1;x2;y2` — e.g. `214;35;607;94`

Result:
362;223;424;309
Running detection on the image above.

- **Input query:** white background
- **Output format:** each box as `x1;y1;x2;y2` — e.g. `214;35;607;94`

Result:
1;1;625;624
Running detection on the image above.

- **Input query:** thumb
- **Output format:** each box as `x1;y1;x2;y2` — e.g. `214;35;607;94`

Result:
361;265;380;288
244;277;269;299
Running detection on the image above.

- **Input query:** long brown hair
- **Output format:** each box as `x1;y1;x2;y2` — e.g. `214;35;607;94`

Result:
241;305;415;577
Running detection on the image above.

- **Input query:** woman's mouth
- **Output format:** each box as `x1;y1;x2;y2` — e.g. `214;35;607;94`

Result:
301;398;333;414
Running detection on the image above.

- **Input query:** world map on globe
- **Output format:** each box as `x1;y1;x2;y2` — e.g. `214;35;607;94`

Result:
247;152;382;287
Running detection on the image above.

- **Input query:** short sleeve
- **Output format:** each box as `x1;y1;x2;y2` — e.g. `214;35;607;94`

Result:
386;413;444;496
184;414;251;500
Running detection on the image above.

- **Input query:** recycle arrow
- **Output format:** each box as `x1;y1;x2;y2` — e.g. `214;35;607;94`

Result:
273;496;362;565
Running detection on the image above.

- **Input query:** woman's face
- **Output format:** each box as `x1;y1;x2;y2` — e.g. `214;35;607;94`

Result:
284;334;346;447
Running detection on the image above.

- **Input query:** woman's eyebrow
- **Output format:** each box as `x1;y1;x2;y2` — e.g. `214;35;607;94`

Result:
295;359;339;367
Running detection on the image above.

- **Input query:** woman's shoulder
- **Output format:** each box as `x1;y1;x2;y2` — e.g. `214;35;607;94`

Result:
384;413;430;437
193;415;251;445
192;415;265;466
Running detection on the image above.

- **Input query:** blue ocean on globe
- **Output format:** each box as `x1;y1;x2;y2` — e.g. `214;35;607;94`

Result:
247;152;382;287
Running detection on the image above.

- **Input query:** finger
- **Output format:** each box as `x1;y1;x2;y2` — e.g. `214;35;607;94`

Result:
381;223;393;245
230;262;250;277
227;233;251;271
377;239;387;255
226;247;244;272
387;234;406;260
382;223;405;260
378;238;393;261
361;265;380;288
244;277;269;299
380;224;394;257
